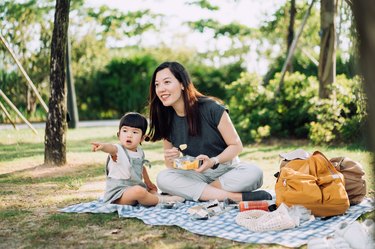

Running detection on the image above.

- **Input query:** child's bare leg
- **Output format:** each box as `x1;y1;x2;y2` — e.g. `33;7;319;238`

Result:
115;186;159;206
115;186;185;206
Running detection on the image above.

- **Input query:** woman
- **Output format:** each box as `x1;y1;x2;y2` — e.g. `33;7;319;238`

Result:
147;61;271;202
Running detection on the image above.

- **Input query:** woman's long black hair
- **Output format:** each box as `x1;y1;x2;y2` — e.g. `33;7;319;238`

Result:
147;61;204;142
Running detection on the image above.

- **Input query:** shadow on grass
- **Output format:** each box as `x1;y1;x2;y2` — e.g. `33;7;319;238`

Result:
0;163;104;185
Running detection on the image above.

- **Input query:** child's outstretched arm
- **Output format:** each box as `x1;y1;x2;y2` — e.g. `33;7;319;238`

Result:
91;142;117;156
142;167;158;193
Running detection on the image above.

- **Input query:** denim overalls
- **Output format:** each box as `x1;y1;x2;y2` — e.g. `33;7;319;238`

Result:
103;145;148;203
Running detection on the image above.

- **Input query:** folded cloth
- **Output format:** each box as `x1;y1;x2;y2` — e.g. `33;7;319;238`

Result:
279;148;310;161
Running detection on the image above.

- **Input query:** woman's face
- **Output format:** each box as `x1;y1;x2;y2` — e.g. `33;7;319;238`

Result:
155;68;184;110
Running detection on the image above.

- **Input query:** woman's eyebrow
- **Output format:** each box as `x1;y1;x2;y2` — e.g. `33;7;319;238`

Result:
156;76;172;82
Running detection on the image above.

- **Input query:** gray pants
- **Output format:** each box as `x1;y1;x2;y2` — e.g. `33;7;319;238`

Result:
156;161;263;201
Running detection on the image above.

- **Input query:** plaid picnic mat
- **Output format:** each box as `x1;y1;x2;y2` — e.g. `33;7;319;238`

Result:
60;198;374;247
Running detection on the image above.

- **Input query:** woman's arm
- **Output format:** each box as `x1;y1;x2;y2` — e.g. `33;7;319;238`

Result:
215;111;243;162
163;139;180;168
196;111;243;172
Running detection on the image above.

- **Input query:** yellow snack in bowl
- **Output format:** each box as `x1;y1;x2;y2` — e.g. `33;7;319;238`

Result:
173;156;200;170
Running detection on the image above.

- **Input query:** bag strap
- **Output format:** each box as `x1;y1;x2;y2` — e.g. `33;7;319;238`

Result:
105;145;147;175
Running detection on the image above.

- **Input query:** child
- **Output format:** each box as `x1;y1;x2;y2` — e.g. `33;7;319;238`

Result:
91;112;185;206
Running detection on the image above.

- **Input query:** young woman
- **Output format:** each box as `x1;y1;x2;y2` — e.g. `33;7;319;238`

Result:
147;61;271;202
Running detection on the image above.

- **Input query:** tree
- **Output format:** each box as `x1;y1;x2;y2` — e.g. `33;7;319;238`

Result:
351;0;375;160
318;0;338;98
44;0;70;166
286;0;296;72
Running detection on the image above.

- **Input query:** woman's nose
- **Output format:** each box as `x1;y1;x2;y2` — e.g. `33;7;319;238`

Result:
156;84;165;93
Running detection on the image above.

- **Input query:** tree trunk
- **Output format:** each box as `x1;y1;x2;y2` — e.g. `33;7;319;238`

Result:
66;33;79;129
318;0;338;99
286;0;296;72
26;86;37;114
44;0;70;166
351;0;375;165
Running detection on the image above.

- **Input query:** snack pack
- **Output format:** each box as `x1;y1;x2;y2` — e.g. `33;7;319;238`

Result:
173;155;200;170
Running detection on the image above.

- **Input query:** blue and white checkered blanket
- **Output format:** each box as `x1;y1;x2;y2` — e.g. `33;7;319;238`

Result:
60;198;374;247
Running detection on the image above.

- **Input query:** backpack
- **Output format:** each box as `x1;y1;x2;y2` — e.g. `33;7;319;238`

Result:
275;151;350;217
329;157;367;205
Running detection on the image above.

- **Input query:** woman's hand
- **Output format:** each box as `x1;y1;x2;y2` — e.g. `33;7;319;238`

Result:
164;147;180;167
194;154;216;173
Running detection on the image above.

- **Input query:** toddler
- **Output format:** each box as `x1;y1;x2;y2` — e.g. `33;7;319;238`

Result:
92;112;184;206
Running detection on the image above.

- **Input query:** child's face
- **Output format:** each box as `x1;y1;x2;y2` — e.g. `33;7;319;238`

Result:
118;125;144;152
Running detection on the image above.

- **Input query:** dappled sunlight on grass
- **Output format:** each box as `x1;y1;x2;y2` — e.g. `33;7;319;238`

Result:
0;128;45;145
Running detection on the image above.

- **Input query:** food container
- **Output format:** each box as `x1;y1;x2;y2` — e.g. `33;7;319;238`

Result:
173;155;200;170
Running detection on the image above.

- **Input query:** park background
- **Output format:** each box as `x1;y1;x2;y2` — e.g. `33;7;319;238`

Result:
1;0;374;248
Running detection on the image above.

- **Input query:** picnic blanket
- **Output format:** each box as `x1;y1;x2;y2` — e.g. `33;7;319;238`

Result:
60;198;374;248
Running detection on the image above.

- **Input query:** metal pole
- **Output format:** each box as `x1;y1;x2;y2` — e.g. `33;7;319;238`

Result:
0;89;38;134
0;101;18;130
276;0;316;95
0;34;49;113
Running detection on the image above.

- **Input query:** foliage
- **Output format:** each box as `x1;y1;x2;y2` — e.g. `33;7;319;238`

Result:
189;61;246;101
76;54;158;120
263;51;359;85
226;72;275;143
227;71;366;145
270;72;318;138
308;75;367;144
187;0;220;10
85;6;159;42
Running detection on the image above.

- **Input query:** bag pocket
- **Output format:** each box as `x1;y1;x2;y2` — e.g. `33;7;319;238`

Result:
276;167;322;206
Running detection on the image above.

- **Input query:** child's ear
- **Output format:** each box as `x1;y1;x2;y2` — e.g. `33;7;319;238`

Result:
117;132;119;137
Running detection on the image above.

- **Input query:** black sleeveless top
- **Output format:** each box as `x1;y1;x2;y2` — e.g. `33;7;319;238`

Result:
168;98;228;157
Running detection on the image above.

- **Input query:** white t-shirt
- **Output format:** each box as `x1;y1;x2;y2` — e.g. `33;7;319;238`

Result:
107;144;143;180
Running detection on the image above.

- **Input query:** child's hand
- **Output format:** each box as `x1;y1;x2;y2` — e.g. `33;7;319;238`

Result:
91;142;118;162
146;182;158;193
111;154;118;162
91;142;103;152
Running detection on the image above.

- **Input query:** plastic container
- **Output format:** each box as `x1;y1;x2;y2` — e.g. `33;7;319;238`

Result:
173;155;201;170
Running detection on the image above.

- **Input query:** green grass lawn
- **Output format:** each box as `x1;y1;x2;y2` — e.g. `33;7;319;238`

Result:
0;126;373;248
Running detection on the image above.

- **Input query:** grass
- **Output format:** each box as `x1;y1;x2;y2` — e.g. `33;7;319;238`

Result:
0;126;374;249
